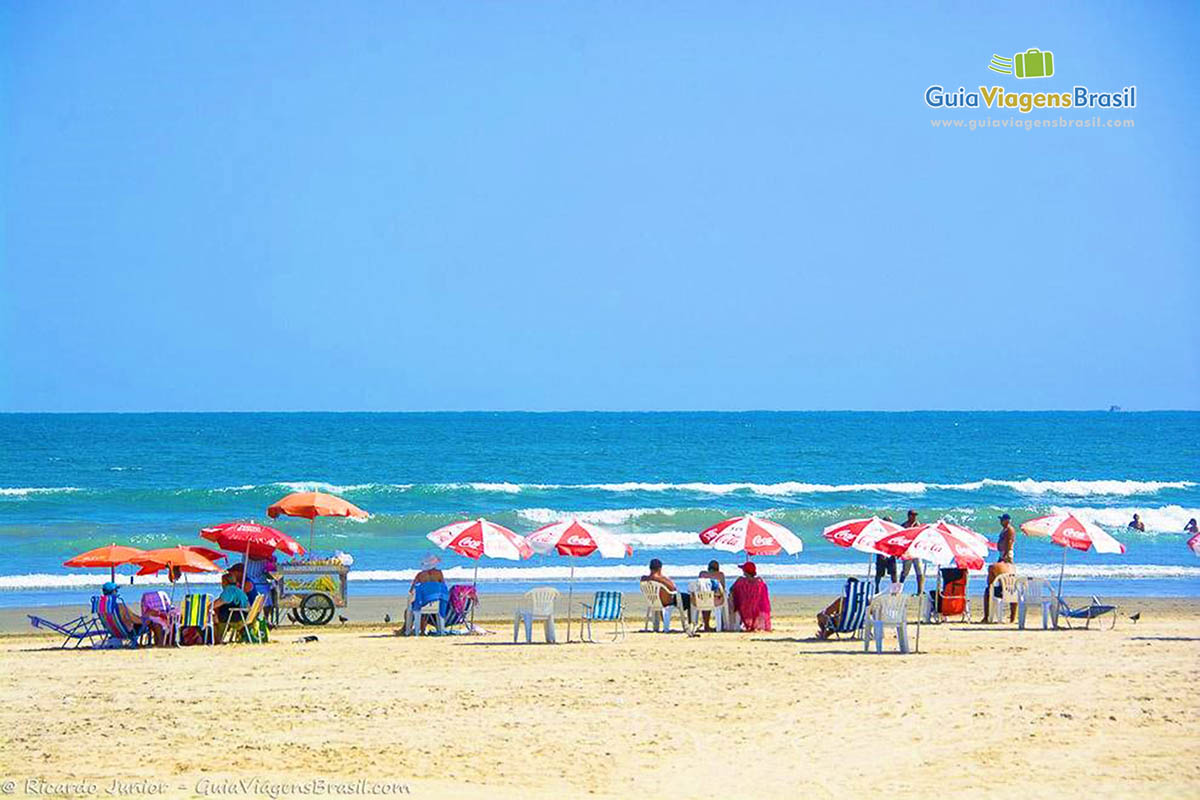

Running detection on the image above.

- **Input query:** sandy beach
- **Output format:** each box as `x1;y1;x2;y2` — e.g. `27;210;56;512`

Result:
2;594;1197;799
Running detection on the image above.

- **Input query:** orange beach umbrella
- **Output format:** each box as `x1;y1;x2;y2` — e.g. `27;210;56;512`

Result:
131;547;224;576
267;491;368;549
63;544;147;581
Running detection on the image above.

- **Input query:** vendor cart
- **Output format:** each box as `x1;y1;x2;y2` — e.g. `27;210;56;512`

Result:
277;561;349;626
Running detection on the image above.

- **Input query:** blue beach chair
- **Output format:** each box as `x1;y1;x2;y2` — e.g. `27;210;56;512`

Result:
27;609;108;649
1056;595;1117;630
830;578;875;639
580;591;626;642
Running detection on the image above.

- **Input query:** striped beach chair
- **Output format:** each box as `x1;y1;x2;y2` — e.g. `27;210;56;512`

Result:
443;585;478;634
222;594;267;644
175;593;215;645
95;595;150;648
830;578;874;639
580;591;626;642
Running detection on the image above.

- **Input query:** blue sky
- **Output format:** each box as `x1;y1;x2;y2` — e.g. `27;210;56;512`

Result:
2;2;1197;411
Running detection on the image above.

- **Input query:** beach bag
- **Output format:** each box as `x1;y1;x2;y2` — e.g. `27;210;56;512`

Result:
179;627;205;646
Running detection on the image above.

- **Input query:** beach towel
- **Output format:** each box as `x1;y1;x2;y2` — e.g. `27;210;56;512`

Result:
730;577;772;631
412;580;450;618
449;584;477;616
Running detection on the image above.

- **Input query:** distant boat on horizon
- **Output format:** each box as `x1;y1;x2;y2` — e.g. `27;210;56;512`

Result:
1109;405;1122;412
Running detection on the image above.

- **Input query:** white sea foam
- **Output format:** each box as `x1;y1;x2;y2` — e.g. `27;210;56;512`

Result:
453;478;1197;498
0;487;83;497
1051;505;1200;534
515;507;680;525
5;562;1197;590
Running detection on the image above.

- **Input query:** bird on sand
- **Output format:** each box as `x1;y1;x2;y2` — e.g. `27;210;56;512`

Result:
1129;612;1141;624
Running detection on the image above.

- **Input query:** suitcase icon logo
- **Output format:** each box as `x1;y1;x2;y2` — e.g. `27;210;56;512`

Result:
988;48;1055;79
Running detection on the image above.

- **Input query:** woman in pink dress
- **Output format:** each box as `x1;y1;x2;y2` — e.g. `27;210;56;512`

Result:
730;561;771;631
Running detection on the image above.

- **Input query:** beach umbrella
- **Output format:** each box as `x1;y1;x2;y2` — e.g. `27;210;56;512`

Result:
823;516;907;583
1189;531;1200;557
201;521;306;560
875;521;992;570
181;545;230;564
526;518;633;642
699;515;803;556
1021;512;1126;597
63;544;146;582
267;491;368;549
131;547;225;575
427;518;532;562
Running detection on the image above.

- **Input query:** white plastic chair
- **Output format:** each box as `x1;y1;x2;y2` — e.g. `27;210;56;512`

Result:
1017;577;1055;630
405;593;446;636
864;591;910;654
688;580;724;631
987;573;1020;623
513;587;559;643
640;580;676;632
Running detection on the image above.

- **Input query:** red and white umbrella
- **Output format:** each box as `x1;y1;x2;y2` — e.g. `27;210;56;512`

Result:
823;517;904;554
699;515;803;556
1189;531;1200;557
527;518;632;559
527;518;632;642
875;520;992;570
427;518;533;561
1021;512;1126;597
1020;512;1126;554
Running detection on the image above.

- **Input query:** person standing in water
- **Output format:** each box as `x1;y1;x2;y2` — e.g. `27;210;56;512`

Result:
897;509;925;595
1128;514;1146;532
982;513;1017;623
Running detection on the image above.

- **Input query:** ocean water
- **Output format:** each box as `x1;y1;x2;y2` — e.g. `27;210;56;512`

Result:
1;412;1198;608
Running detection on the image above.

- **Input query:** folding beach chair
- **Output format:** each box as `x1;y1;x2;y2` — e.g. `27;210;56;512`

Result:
27;609;108;649
580;590;626;642
640;580;677;633
95;595;151;648
222;595;267;643
175;593;215;646
929;568;970;623
830;578;875;639
1056;596;1117;630
443;588;477;634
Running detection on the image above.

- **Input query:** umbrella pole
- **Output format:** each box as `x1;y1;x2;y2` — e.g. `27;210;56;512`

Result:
309;518;315;551
470;563;478;630
1057;545;1066;600
566;565;575;644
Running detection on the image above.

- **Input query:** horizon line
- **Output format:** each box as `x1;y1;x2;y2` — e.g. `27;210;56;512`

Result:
1;408;1197;415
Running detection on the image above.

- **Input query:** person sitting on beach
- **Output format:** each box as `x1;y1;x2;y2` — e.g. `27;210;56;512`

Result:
408;555;450;634
1187;519;1199;535
213;571;249;641
139;589;175;646
983;513;1018;623
1128;514;1145;532
730;561;771;631
641;558;690;616
102;581;143;632
697;560;726;632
